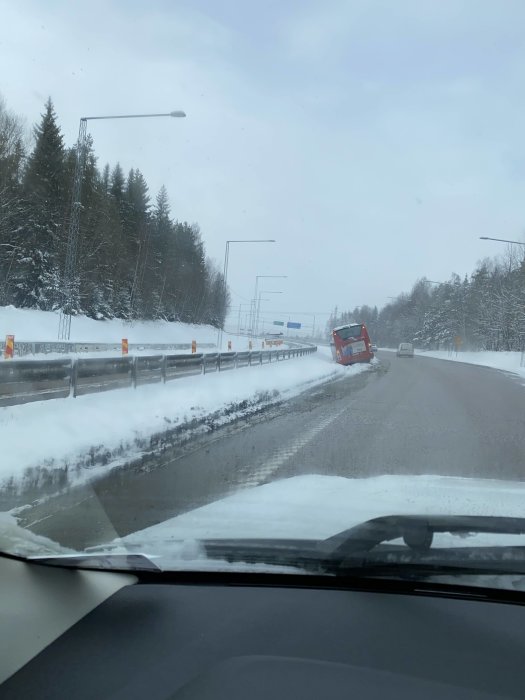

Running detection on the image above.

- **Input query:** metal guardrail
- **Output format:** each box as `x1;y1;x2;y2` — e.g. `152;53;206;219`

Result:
0;340;216;358
0;359;72;404
0;347;317;407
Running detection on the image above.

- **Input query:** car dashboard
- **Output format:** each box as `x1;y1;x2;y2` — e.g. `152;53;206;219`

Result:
1;554;524;699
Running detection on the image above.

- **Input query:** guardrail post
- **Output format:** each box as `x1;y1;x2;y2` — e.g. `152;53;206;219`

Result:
70;359;78;398
131;356;137;389
161;355;167;383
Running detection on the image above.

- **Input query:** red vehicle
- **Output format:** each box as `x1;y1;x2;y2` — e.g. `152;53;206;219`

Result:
331;323;374;365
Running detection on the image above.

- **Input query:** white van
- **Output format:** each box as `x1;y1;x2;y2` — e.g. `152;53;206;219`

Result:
397;342;414;357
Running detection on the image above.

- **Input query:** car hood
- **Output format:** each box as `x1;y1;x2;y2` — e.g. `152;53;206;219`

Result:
109;474;525;567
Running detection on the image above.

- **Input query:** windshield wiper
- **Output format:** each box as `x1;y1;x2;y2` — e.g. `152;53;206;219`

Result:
202;515;525;577
27;516;525;579
326;514;525;554
30;552;161;572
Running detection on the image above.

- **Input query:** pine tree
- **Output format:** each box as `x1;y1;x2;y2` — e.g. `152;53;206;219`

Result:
125;168;151;317
0;97;26;305
149;185;172;318
13;98;67;309
25;98;66;201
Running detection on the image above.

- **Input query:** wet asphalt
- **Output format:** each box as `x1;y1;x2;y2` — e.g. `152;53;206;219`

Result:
13;352;525;549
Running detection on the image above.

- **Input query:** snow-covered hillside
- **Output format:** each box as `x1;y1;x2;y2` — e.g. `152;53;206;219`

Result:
0;305;221;345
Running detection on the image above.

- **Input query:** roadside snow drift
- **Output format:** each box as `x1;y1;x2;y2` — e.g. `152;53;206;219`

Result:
0;347;368;489
416;349;525;380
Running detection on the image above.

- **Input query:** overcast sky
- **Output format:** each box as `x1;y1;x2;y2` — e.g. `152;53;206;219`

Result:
2;0;525;329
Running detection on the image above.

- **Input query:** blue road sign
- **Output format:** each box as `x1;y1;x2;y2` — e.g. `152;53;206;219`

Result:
287;321;301;329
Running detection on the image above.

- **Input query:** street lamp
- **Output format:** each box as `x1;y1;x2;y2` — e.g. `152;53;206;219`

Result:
479;236;525;246
256;291;283;336
235;302;251;335
217;239;276;349
250;275;288;336
58;109;186;340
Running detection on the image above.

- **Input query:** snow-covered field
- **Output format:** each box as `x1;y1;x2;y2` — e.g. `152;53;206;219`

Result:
0;346;368;491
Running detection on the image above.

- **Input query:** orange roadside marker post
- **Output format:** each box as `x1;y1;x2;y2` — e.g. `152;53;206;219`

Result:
191;340;197;353
122;338;129;355
4;335;14;360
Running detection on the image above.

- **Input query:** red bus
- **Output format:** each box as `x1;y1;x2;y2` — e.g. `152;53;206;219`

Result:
331;323;374;365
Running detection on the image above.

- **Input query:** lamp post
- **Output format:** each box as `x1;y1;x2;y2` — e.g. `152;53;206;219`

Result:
479;236;525;246
255;291;283;336
236;302;251;335
58;110;186;340
217;239;276;350
249;275;288;336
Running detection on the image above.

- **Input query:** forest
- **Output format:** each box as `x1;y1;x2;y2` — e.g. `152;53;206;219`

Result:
0;97;228;326
329;251;525;351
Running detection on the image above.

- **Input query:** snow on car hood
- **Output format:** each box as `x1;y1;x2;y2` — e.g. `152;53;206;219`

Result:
114;474;525;563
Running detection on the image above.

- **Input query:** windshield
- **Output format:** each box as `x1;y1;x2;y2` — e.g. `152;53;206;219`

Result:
334;325;363;341
1;2;525;592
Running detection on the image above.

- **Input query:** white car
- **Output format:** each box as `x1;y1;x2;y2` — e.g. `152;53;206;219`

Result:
370;344;378;353
397;342;414;357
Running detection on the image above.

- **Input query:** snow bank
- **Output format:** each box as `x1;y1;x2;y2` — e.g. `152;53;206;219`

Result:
0;346;365;489
415;349;525;379
379;346;525;379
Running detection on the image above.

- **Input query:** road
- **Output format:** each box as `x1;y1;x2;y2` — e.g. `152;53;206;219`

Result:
16;351;525;549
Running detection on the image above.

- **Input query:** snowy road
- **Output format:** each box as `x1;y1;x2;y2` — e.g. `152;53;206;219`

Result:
15;351;525;549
